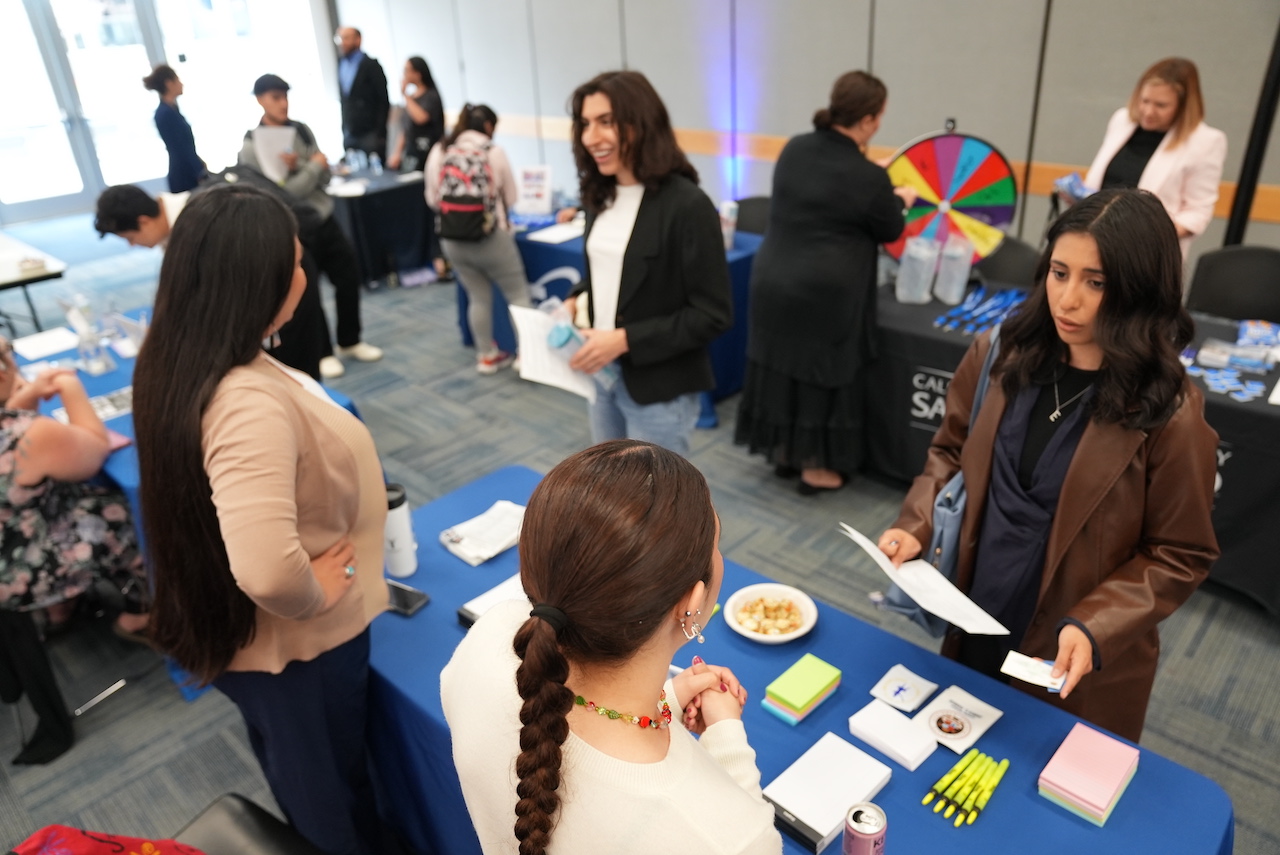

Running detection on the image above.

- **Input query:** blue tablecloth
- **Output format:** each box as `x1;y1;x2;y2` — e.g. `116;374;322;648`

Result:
454;230;762;401
367;466;1233;855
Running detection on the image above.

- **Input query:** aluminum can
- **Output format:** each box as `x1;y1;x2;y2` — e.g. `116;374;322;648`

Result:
842;802;886;855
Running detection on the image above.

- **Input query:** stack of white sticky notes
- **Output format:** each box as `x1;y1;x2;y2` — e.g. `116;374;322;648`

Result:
439;500;525;566
848;699;938;771
763;732;891;853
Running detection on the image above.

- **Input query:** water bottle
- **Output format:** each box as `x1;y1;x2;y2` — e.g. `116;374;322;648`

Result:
384;483;418;578
539;297;619;390
933;234;974;306
370;153;383;175
895;236;941;304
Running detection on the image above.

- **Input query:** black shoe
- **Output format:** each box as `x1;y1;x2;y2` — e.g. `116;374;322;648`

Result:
774;465;800;479
13;719;74;765
797;478;844;496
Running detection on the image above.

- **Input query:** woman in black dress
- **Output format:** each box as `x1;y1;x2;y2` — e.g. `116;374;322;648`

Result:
736;71;916;494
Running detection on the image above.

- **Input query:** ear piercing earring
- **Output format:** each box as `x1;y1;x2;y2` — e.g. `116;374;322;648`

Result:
681;609;705;644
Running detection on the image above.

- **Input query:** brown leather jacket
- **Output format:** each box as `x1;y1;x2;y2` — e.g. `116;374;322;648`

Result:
893;333;1219;740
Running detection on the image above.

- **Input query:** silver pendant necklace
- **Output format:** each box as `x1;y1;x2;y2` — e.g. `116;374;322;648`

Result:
1050;380;1091;422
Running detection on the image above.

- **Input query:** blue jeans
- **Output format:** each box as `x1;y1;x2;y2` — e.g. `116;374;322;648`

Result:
589;374;700;457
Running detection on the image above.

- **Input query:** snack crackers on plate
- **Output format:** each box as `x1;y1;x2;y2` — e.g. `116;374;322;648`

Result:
736;597;803;635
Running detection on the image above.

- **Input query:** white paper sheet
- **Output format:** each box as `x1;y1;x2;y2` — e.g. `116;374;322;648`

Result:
328;178;368;197
524;222;585;244
252;126;298;183
459;573;528;625
13;327;80;360
439;500;525;567
508;305;596;402
839;523;1009;635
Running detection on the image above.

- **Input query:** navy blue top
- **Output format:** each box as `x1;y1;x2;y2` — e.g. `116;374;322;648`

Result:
154;101;205;192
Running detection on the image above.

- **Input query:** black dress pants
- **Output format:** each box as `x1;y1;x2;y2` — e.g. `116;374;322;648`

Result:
0;610;74;763
310;216;365;349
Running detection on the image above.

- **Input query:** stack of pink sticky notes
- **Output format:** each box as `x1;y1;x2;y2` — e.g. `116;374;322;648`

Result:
1038;723;1140;826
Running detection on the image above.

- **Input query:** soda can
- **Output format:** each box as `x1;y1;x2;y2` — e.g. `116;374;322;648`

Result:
842;802;887;855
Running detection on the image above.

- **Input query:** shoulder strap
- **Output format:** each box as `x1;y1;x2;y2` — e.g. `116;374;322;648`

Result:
968;323;1001;432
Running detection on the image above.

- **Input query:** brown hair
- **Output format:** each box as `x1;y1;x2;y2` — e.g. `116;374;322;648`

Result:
511;440;717;855
1127;57;1205;149
571;70;698;214
142;64;178;94
996;188;1192;432
813;70;887;131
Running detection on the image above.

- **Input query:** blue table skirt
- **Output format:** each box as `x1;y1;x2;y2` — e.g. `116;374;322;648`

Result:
368;466;1233;855
453;230;762;401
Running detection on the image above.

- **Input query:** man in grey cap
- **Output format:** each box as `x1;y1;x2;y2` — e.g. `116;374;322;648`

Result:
239;73;382;378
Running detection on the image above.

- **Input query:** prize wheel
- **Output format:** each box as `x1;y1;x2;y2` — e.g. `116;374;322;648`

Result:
884;132;1016;264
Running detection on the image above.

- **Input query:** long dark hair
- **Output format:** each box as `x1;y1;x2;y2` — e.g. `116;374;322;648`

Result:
444;102;497;147
142;63;178;94
407;56;438;96
996;188;1192;431
133;184;298;684
813;70;886;130
512;440;716;855
571;70;698;214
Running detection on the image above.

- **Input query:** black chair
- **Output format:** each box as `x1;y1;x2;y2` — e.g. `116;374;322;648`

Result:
176;794;326;855
973;236;1041;288
1186;245;1280;322
735;196;771;235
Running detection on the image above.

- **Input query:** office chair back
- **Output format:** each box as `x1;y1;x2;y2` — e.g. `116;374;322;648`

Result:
1186;245;1280;322
973;235;1041;288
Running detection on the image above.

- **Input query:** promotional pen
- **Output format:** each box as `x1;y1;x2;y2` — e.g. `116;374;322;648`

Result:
954;757;998;826
966;758;1010;825
922;748;979;805
934;752;987;813
945;755;993;819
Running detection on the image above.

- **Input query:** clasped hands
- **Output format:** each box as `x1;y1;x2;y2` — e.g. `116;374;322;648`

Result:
7;367;80;412
671;656;748;734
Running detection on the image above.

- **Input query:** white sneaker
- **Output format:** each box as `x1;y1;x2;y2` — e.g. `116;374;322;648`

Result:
319;356;346;379
336;342;384;362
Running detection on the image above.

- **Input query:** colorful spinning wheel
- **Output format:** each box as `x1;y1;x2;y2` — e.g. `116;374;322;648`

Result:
884;132;1017;263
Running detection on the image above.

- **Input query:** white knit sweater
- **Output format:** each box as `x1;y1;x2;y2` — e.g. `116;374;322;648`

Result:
441;598;782;854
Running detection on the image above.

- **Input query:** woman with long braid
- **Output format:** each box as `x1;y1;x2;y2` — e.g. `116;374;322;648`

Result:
441;441;781;854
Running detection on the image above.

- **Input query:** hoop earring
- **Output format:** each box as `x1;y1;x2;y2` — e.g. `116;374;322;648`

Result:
681;609;705;644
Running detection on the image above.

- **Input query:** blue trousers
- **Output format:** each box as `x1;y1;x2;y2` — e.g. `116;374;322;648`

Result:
589;376;700;457
214;628;380;855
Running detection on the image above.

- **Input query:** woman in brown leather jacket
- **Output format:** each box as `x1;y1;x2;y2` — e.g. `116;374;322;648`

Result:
879;189;1218;740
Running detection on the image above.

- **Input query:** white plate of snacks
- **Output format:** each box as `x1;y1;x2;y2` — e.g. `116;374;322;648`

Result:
724;583;818;645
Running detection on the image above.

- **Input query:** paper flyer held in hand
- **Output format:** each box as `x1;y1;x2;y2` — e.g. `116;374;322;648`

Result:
838;523;1009;635
508;305;596;402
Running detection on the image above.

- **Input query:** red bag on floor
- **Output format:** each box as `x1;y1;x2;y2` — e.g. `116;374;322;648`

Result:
9;825;205;855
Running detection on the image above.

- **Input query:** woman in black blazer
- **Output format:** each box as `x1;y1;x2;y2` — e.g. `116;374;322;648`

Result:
565;71;732;456
736;71;916;494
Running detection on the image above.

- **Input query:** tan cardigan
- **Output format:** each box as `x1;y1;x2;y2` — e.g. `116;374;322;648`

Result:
202;354;388;674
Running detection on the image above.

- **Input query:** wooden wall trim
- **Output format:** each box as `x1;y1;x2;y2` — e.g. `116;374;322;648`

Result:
496;115;1280;224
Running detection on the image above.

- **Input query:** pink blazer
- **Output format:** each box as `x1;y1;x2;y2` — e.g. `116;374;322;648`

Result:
1084;107;1227;256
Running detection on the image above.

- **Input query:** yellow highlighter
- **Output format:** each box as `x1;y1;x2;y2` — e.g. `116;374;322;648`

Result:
922;748;979;806
945;756;992;819
934;752;986;814
954;757;998;826
966;758;1010;825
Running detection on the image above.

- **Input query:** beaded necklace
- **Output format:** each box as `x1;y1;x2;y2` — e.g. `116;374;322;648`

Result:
574;690;673;730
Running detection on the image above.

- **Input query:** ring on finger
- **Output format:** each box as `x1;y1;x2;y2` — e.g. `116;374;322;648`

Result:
344;565;356;578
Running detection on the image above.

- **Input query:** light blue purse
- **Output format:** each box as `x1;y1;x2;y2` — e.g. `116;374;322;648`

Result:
880;325;1001;637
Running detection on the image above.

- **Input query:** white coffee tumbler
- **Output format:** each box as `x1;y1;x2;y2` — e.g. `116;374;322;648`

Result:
384;483;418;578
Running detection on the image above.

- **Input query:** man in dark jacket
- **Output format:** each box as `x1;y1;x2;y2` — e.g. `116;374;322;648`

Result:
336;27;390;159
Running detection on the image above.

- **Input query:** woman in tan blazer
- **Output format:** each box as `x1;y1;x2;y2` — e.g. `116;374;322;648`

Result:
880;190;1219;741
1083;58;1227;258
134;185;389;855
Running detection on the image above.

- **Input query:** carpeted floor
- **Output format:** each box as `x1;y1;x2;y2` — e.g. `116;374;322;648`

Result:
1;218;1278;853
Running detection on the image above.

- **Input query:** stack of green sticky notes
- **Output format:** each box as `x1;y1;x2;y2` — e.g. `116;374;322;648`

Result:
763;654;841;725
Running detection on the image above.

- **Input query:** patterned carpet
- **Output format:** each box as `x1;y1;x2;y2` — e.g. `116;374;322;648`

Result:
0;222;1277;853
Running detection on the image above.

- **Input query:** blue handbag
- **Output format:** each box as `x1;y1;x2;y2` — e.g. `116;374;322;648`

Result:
879;325;1001;637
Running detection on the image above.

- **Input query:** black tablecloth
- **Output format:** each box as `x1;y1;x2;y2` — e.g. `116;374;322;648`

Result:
329;171;428;285
868;286;1280;614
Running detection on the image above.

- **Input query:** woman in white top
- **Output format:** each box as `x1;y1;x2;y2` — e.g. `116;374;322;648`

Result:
425;103;532;374
441;440;782;855
1083;57;1227;257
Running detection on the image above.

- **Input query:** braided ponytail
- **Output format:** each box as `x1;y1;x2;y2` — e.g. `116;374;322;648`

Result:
512;618;574;855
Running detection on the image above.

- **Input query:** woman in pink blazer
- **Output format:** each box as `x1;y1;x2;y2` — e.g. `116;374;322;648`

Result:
1084;58;1226;257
